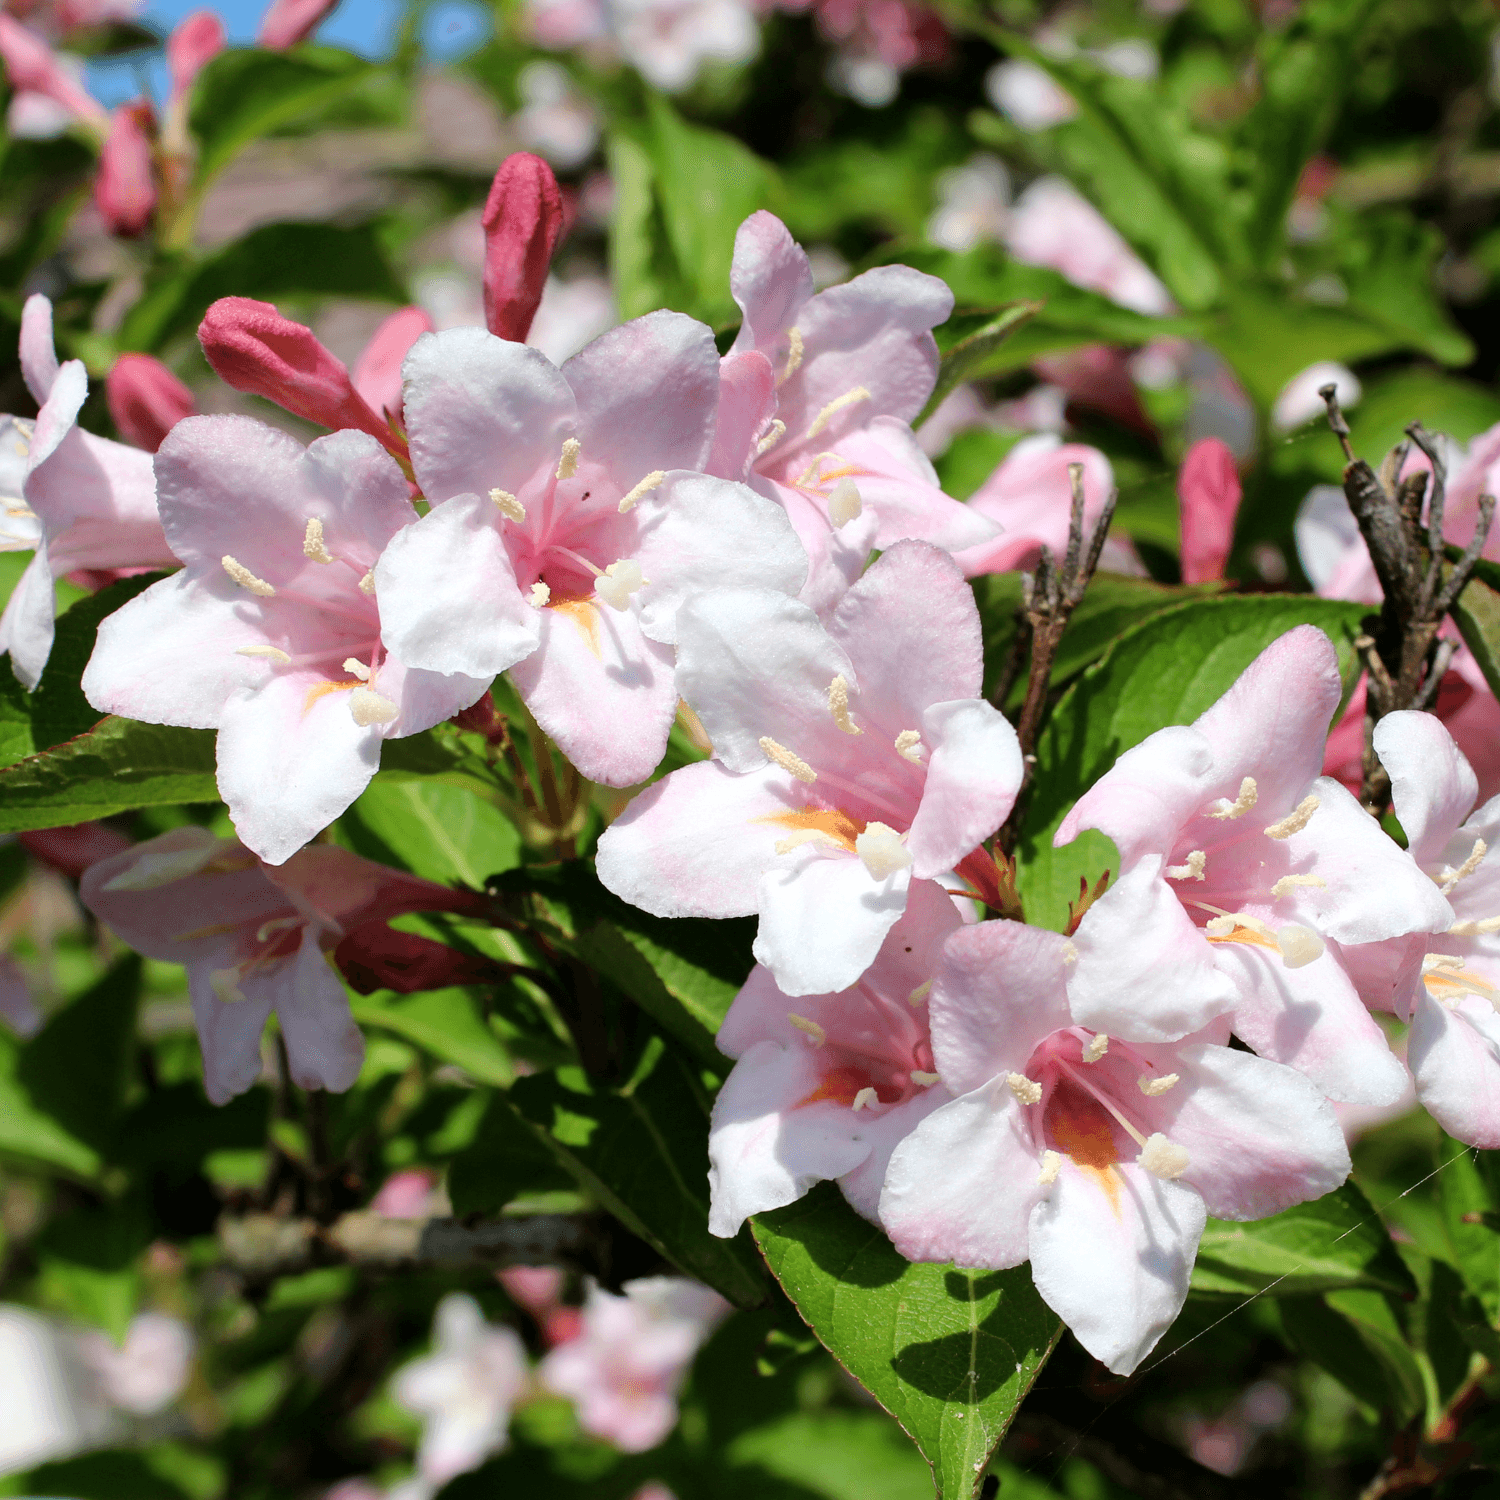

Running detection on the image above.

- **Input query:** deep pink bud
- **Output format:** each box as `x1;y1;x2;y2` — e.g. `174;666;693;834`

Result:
333;921;508;996
0;14;107;128
197;296;407;460
167;10;226;110
94;100;157;238
1177;436;1242;584
351;305;434;429
19;822;133;880
257;0;339;51
105;354;196;452
482;152;565;343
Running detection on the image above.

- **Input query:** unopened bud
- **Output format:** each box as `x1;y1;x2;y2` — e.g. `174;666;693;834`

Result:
106;354;195;452
95;101;157;239
482;153;565;342
258;0;339;50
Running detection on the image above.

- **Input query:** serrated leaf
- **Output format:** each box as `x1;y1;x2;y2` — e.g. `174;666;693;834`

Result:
754;1183;1061;1499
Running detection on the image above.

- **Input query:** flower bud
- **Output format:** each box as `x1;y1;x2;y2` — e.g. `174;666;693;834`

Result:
482;152;565;342
106;354;197;452
257;0;339;50
0;15;107;130
167;10;226;111
1177;436;1241;585
351;305;434;429
95;100;157;238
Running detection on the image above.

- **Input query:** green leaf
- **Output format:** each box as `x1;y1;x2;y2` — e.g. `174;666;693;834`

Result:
36;1200;152;1340
447;1094;577;1217
0;654;33;771
511;1039;768;1307
336;778;521;888
1191;1183;1417;1298
917;302;1041;427
1278;1290;1426;1422
350;988;514;1088
754;1184;1061;1499
1437;1134;1500;1320
724;1410;937;1500
1451;559;1500;702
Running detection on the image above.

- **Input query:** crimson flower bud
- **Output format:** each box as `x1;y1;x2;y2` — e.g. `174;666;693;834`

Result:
95;100;157;238
482;152;565;343
105;354;197;453
1177;436;1242;585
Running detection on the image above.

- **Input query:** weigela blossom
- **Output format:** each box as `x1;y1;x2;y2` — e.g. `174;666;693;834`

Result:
482;152;565;342
374;313;807;786
1176;436;1241;584
717;211;997;612
707;879;960;1235
539;1277;727;1452
95;98;155;237
81;825;487;1103
105;353;196;453
1056;626;1453;1104
77;1312;193;1416
392;1293;529;1485
597;542;1022;996
879;919;1351;1375
81;415;490;862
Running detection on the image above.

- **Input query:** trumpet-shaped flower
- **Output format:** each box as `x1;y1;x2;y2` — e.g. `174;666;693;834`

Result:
879;920;1350;1375
707;879;961;1236
597;541;1022;996
374;314;807;786
105;353;196;452
81;416;490;862
1056;626;1453;1104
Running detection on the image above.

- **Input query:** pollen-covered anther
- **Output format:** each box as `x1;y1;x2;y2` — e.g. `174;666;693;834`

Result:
1166;850;1206;881
787;1013;826;1047
1082;1033;1109;1063
827;477;862;528
851;1087;877;1112
210;967;248;1004
236;644;291;663
1138;1073;1180;1096
1037;1150;1062;1186
1007;1072;1042;1105
302;517;335;563
1209;776;1258;820
894;730;924;763
1449;914;1500;936
255;916;301;944
756;419;786;456
774;829;842;855
222;555;275;597
1441;838;1488;892
1265;794;1320;839
855;822;912;881
349;687;399;727
342;658;371;681
759;736;817;783
911;1070;941;1086
806;386;872;440
556;437;581;479
1138;1133;1191;1179
617;470;666;514
907;979;932;1007
489;488;526;522
358;571;376;596
778;327;804;386
1271;873;1327;899
594;559;648;611
828;674;862;735
1276;924;1324;967
528;581;551;608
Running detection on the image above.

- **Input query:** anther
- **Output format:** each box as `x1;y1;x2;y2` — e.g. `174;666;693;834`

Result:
255;916;302;944
490;488;526;522
222;555;275;597
778;327;804;386
1138;1133;1190;1179
894;730;923;763
1449;915;1500;936
556;437;581;479
774;829;842;855
1007;1072;1042;1105
911;1070;940;1086
1082;1033;1108;1063
1166;850;1206;881
851;1087;877;1112
1276;924;1324;967
1271;873;1327;899
760;736;817;783
855;823;912;881
342;658;371;680
1441;839;1488;892
756;420;786;456
787;1013;826;1046
303;517;335;563
617;470;666;514
1209;777;1258;820
529;581;551;608
236;645;290;663
907;980;932;1007
806;386;871;440
210;968;247;1004
1138;1073;1179;1096
1265;794;1319;839
827;477;862;528
350;687;399;726
828;675;861;734
1037;1151;1061;1186
358;571;376;595
595;559;647;611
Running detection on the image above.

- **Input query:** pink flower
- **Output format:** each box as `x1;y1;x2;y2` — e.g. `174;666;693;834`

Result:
80;415;490;862
351;307;434;431
77;1312;193;1416
105;353;196;452
1271;361;1359;434
81;825;482;1102
719;211;996;612
94;97;155;236
371;1169;437;1219
1055;627;1453;1103
482;153;565;343
373;313;806;787
257;0;337;50
597;542;1023;996
707;879;960;1235
0;13;107;131
609;0;760;93
498;1266;564;1316
166;10;225;113
879;919;1350;1375
0;956;42;1038
19;821;133;878
1177;437;1241;584
539;1277;727;1452
1;296;172;689
393;1294;529;1484
1030;345;1155;437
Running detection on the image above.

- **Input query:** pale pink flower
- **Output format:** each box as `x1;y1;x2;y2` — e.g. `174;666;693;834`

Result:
374;314;806;787
879;919;1350;1375
351;306;434;431
609;0;759;93
0;1304;112;1473
372;1169;438;1219
258;0;337;50
105;354;196;453
597;542;1023;996
0;13;106;131
526;0;607;48
1177;437;1241;584
77;1312;193;1416
392;1293;529;1485
539;1277;727;1452
81;416;491;862
1056;627;1453;1104
814;0;947;106
926;154;1009;252
526;274;616;365
1271;360;1360;434
94;98;155;236
1;295;172;689
985;58;1076;129
514;61;600;170
707;880;960;1235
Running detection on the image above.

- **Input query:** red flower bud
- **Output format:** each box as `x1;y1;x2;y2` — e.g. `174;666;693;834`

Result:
95;100;157;239
482;152;565;343
257;0;339;51
167;10;226;110
106;354;196;452
334;921;509;996
1177;436;1242;585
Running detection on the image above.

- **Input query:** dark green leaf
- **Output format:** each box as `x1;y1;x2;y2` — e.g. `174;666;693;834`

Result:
1437;1134;1500;1320
1278;1290;1425;1421
36;1200;152;1340
336;778;521;888
1451;559;1500;703
917;302;1041;426
447;1094;577;1217
351;988;514;1088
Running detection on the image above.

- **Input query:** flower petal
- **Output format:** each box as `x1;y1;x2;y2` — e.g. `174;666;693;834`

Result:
1374;711;1479;869
729;211;814;353
706;350;777;482
269;936;365;1094
1408;988;1500;1148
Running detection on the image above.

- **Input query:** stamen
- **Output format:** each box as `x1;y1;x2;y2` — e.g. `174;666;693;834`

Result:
102;842;225;891
302;517;335;564
774;829;843;855
594;558;648;611
851;1087;877;1112
828;675;862;735
1265;794;1319;840
756;420;786;456
1166;850;1206;881
787;1013;826;1046
617;470;666;514
350;687;399;726
1037;1150;1062;1186
1422;954;1499;1003
778;327;804;386
1061;939;1079;964
255;916;302;943
1276;924;1324;967
855;822;912;881
894;730;923;763
236;645;290;663
358;571;376;596
1449;915;1500;936
760;736;817;783
222;555;275;597
342;658;371;681
827;477;862;528
806;386;871;439
1271;873;1326;899
1138;1073;1180;1096
556;437;581;479
908;980;932;1007
911;1070;940;1086
1007;1072;1042;1105
490;488;526;522
1138;1133;1191;1179
210;968;247;1004
1441;839;1488;893
1082;1033;1108;1063
529;581;551;608
1209;777;1257;820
